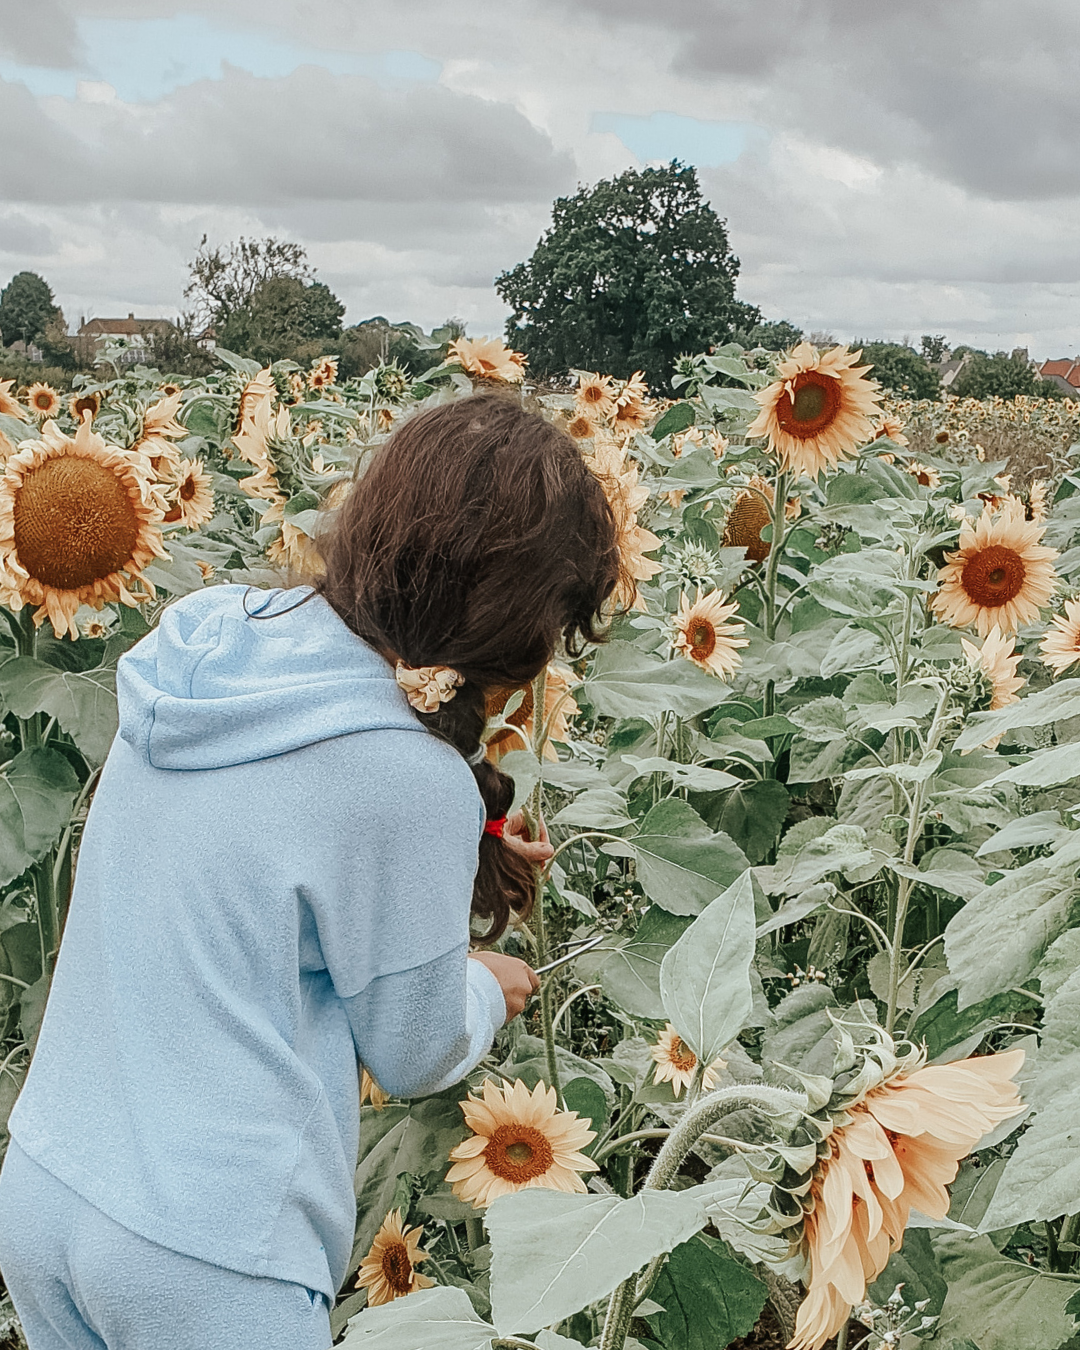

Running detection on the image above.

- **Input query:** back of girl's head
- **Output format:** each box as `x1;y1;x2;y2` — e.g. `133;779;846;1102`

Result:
316;394;623;940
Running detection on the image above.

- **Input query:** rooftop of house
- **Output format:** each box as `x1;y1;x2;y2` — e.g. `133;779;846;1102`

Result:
1038;358;1080;387
77;313;176;337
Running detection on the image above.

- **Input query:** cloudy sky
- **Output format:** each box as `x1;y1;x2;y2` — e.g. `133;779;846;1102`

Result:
1;0;1077;357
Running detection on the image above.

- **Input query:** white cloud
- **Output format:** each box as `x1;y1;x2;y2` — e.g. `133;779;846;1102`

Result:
0;0;1076;354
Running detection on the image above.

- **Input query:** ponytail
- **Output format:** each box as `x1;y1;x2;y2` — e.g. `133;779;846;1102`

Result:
425;685;535;943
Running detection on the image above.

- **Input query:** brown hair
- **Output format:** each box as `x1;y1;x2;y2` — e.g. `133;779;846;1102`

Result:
316;394;622;941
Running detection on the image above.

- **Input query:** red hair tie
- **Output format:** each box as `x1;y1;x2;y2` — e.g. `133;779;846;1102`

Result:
484;816;507;839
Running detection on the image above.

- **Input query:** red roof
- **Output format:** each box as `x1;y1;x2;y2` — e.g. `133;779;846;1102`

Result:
78;315;175;337
1039;358;1080;387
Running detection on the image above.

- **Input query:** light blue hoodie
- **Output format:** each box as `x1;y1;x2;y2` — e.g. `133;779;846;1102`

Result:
10;585;506;1298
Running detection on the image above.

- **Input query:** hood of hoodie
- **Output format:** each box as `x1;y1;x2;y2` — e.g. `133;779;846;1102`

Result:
118;585;422;770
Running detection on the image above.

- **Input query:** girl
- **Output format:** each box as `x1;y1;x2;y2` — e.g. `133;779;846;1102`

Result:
0;394;621;1349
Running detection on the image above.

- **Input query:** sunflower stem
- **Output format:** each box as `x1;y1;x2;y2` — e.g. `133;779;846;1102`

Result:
598;1087;805;1350
884;681;952;1034
527;667;561;1102
761;469;792;726
464;1216;484;1253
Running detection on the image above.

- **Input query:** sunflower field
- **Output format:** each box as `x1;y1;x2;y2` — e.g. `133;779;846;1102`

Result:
3;334;1080;1350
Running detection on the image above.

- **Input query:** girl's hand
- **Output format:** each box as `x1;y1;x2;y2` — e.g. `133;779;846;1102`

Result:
503;810;554;867
468;952;539;1021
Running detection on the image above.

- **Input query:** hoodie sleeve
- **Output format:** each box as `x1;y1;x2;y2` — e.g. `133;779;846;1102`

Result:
301;726;498;1086
342;945;506;1098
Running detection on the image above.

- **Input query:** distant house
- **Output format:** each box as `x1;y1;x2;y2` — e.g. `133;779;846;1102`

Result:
936;354;971;389
1037;358;1080;395
77;313;176;364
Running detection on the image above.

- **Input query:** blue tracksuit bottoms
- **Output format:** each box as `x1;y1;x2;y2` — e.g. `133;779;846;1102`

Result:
0;1144;333;1350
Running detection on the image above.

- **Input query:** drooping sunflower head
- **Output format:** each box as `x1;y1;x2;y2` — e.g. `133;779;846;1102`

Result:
960;625;1024;713
612;371;650;431
723;475;774;563
752;1024;1025;1350
588;436;662;608
672;587;748;679
485;663;576;762
0;419;168;638
747;343;883;478
1040;596;1080;677
931;500;1059;637
447;336;527;384
0;379;27;421
355;1209;434;1306
25;383;62;420
873;415;908;446
446;1078;598;1209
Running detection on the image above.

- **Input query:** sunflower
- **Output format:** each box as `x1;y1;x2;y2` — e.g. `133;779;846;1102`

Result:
0;418;167;639
361;1067;390;1111
69;392;102;422
355;1210;435;1307
788;1048;1024;1350
134;390;188;475
159;383;181;397
873;416;908;446
672;588;748;679
1040;598;1080;676
287;372;306;403
931;501;1058;637
747;343;882;478
25;383;61;420
448;337;527;384
612;371;650;432
308;356;339;391
486;663;576;761
566;413;595;440
264;501;323;577
446;1078;598;1209
723;475;775;563
163;459;215;530
960;626;1024;712
1026;479;1049;523
0;379;27;421
905;461;941;488
588;436;662;607
575;373;616;422
650;1024;725;1098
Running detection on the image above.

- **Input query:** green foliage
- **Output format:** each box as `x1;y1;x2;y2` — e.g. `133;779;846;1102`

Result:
648;1234;768;1350
951;348;1047;400
0;270;61;347
497;163;756;391
184;233;310;326
217;276;345;363
858;340;941;399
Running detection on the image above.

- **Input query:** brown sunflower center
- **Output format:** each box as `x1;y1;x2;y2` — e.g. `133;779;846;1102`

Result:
33;392;54;410
669;1037;697;1071
14;455;142;591
73;397;99;418
179;475;197;501
483;1124;555;1183
915;470;932;486
960;544;1026;608
380;1241;413;1294
690;620;716;660
582;385;605;404
777;372;843;440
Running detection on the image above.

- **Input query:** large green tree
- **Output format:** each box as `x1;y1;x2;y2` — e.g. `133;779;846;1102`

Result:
496;162;757;391
216;276;345;363
951;348;1052;400
858;341;941;399
184;235;311;328
0;271;62;347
